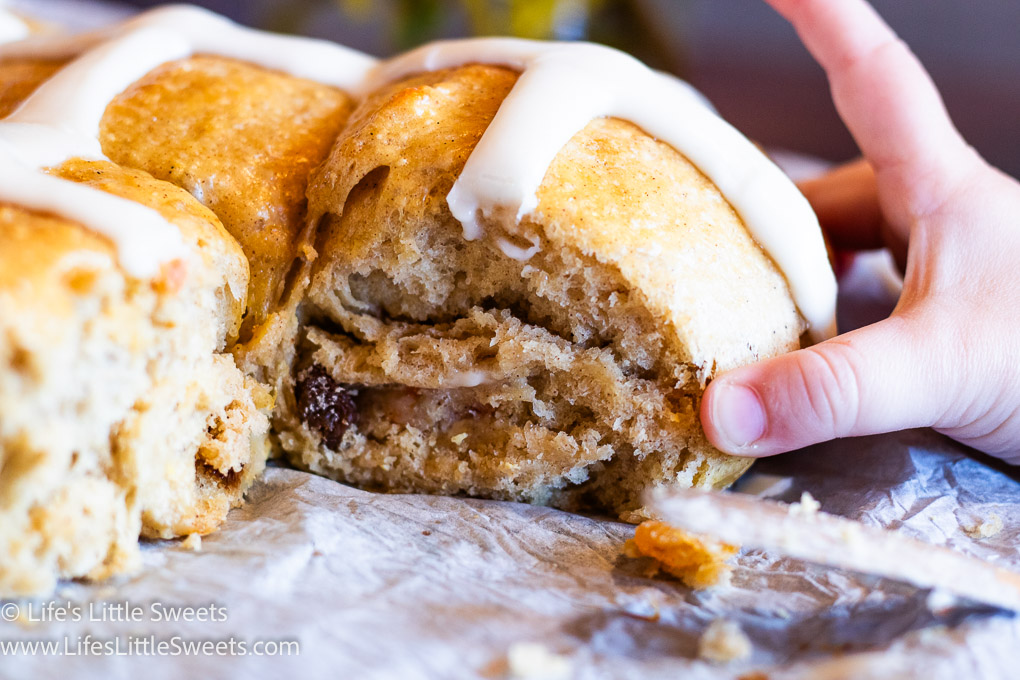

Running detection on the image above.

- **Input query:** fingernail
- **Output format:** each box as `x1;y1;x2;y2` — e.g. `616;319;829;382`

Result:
711;383;766;451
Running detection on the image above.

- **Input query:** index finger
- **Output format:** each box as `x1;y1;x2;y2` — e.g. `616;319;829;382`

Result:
766;0;981;220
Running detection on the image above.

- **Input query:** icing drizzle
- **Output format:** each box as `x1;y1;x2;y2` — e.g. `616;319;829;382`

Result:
0;5;836;340
367;39;837;341
0;5;377;277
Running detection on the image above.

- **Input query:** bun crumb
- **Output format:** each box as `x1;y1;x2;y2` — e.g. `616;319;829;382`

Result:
624;520;737;589
698;618;752;664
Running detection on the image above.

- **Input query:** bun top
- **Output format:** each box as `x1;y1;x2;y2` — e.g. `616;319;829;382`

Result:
0;4;836;339
0;5;374;277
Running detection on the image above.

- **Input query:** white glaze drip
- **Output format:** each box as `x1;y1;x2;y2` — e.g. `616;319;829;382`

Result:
366;38;838;341
0;6;835;340
0;158;186;269
494;235;541;261
0;5;377;278
0;8;28;44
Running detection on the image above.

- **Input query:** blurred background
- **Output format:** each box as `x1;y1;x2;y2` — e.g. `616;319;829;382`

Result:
23;0;1020;178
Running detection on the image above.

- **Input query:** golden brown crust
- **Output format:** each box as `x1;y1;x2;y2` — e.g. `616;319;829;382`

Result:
100;56;355;331
309;65;515;258
535;116;804;375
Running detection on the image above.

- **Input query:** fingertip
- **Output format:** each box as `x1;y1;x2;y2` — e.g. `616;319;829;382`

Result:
701;378;769;457
703;340;863;458
709;318;942;460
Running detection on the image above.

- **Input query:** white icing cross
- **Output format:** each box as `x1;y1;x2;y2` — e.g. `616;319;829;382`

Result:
0;5;377;277
0;5;836;341
368;38;837;341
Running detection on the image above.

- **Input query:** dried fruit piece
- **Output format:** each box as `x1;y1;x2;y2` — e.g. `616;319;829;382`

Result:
296;365;358;449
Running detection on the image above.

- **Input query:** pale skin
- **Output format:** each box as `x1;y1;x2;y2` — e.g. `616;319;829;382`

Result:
700;0;1020;462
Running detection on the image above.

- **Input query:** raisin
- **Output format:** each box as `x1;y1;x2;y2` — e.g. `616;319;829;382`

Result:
295;365;358;450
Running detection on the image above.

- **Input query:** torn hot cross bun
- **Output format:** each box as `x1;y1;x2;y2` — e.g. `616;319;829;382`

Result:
281;46;836;519
0;159;270;595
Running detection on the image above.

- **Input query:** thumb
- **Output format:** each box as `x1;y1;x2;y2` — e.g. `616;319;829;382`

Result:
700;316;949;456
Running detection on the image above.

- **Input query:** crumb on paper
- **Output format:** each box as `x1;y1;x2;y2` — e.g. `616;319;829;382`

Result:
180;533;202;552
925;589;958;613
963;513;1003;540
450;432;468;445
506;642;572;680
838;522;864;548
624;521;738;589
788;491;820;517
698;618;752;663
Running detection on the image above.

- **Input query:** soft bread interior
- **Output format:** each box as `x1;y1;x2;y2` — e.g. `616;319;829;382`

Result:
0;162;270;595
276;65;804;518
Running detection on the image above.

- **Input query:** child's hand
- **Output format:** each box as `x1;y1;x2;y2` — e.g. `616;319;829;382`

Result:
700;0;1020;462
